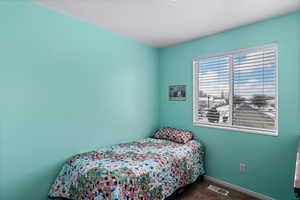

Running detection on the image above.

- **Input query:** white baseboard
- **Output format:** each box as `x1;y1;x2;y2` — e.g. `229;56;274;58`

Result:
204;175;275;200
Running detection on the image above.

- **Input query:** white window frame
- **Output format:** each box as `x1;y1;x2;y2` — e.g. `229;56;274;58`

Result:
193;43;278;136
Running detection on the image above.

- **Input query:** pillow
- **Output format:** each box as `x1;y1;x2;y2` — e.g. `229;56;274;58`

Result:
153;127;193;144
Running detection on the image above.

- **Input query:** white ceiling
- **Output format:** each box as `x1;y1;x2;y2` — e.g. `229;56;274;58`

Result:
34;0;300;48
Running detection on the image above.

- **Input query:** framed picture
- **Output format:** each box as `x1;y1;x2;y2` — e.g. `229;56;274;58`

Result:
169;85;186;101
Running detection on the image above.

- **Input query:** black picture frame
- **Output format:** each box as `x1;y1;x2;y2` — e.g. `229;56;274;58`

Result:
169;85;186;101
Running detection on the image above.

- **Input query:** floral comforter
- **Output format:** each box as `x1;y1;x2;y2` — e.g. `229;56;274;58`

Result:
48;138;205;200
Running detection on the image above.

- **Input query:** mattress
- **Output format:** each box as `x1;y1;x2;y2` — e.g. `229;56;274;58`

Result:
48;138;205;200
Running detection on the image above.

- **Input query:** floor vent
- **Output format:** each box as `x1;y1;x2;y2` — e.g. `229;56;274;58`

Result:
208;185;230;196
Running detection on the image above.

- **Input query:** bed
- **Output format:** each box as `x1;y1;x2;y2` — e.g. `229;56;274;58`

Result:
48;137;205;200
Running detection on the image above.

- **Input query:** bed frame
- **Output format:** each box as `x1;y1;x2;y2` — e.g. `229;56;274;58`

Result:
166;175;204;199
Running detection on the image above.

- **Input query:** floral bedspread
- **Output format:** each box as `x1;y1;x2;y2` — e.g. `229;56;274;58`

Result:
48;138;205;200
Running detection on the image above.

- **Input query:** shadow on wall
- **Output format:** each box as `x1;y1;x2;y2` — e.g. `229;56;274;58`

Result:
4;161;66;200
0;122;3;200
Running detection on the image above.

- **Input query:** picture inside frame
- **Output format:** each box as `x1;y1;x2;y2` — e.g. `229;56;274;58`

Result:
169;85;186;101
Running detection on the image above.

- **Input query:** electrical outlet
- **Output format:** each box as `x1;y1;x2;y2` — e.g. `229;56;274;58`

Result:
240;163;246;173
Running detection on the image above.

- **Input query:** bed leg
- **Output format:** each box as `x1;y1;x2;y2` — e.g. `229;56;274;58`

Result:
198;175;204;182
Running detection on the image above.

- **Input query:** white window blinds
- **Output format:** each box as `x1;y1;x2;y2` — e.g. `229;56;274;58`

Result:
197;57;230;125
193;44;277;135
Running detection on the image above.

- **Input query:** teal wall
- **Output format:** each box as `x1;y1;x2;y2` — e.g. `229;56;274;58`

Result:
0;2;159;200
159;12;300;200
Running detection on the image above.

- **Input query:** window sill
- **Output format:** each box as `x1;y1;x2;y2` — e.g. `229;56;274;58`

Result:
193;122;278;136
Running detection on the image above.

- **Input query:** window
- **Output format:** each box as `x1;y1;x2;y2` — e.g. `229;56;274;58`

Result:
193;44;278;135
